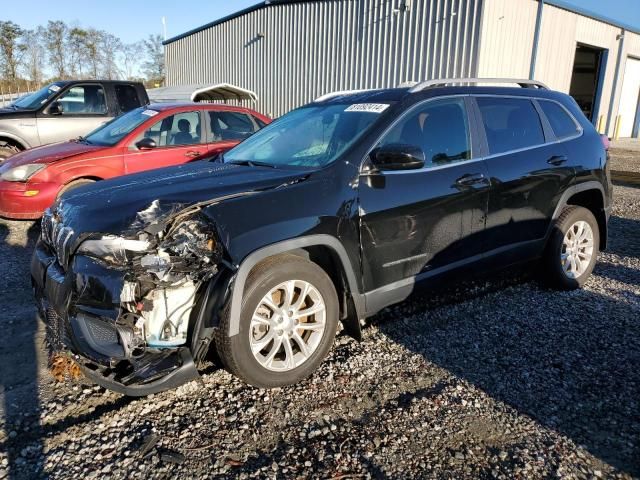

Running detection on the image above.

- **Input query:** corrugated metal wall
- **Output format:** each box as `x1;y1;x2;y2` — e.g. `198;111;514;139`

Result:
478;0;640;137
165;0;484;117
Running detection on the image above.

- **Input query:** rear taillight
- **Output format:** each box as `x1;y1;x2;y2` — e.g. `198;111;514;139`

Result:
600;134;610;151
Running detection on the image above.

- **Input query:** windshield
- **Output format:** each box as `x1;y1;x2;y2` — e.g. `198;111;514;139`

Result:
12;83;65;110
84;107;157;146
223;103;389;168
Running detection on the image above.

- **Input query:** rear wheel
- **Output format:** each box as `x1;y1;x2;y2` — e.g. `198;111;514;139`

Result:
542;206;599;289
56;179;96;200
215;254;339;388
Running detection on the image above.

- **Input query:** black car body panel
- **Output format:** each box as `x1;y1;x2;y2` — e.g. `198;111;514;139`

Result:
31;84;611;394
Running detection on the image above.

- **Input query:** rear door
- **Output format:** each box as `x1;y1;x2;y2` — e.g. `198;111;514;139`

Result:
358;97;491;294
123;109;209;174
206;110;262;156
473;95;576;250
36;84;112;145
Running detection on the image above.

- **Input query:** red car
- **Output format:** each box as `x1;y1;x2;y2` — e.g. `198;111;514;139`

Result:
0;103;271;219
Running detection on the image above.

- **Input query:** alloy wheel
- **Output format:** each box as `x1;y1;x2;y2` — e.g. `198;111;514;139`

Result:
561;220;594;279
249;279;327;372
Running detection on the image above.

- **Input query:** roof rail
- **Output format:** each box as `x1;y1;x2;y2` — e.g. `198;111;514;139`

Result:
409;78;549;93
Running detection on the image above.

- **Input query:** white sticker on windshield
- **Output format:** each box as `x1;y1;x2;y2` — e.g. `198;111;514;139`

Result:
345;103;389;114
141;109;159;117
49;85;61;92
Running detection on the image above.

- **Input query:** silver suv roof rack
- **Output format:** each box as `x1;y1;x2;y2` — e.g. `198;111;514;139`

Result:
408;78;549;92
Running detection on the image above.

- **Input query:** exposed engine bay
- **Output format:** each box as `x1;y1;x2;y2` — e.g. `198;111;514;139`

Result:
76;204;224;360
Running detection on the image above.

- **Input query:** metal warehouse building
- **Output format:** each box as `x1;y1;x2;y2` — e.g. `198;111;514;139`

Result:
164;0;640;138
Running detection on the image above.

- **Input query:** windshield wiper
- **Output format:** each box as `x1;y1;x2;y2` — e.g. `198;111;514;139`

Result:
227;160;277;168
75;136;92;145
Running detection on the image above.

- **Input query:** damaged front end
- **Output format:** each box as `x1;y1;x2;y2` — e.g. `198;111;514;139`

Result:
32;201;231;396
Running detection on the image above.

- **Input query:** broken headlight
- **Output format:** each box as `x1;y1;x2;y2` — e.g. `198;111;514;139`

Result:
76;235;151;264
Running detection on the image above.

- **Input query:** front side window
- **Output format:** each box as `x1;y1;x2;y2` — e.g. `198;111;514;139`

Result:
477;97;545;155
210;111;258;141
138;111;203;147
379;98;471;166
224;103;386;168
85;107;155;146
57;85;107;115
538;100;580;139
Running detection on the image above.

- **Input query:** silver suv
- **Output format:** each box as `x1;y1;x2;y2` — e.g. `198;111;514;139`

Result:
0;80;148;163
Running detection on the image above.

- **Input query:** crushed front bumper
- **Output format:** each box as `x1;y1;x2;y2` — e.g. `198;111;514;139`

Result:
31;240;200;396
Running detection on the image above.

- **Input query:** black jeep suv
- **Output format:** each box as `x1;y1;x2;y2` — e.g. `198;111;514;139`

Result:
31;78;612;395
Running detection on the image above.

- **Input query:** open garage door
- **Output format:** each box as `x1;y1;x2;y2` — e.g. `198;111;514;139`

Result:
569;44;607;124
618;57;640;138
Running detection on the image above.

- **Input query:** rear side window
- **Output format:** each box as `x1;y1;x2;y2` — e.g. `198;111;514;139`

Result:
209;111;258;141
477;97;545;155
115;84;141;113
538;100;580;139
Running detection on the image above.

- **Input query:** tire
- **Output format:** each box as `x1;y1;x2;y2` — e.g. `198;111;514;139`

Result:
56;179;96;200
0;145;19;165
542;206;599;290
215;254;339;388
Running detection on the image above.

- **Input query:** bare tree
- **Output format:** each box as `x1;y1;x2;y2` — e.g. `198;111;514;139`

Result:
101;32;122;79
0;21;26;86
20;28;46;87
43;20;68;79
67;26;88;78
120;41;144;80
82;28;102;79
142;34;165;86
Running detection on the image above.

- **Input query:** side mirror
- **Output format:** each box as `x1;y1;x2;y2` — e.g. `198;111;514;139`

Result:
48;101;63;115
369;144;425;171
136;137;157;150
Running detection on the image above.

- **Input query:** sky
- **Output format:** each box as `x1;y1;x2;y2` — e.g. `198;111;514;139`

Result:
2;0;639;44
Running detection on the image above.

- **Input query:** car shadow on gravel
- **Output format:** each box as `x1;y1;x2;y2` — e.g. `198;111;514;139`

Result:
373;257;640;476
0;221;43;480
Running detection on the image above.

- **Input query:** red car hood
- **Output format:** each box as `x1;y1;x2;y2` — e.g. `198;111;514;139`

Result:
3;141;106;167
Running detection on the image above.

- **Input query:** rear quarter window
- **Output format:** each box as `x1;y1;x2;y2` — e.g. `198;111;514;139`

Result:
477;97;545;155
538;100;581;139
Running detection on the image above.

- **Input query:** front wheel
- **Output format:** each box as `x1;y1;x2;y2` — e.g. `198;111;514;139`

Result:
0;144;19;165
542;206;599;290
215;254;338;388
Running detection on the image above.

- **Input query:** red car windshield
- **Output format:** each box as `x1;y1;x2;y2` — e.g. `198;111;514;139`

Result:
84;107;159;146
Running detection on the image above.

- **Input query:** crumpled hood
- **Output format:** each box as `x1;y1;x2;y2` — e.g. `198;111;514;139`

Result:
55;161;311;235
0;141;104;170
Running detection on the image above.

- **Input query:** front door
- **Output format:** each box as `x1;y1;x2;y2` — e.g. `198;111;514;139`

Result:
359;97;490;297
123;110;209;174
37;84;111;145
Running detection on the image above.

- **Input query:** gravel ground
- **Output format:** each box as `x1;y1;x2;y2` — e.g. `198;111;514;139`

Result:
0;181;638;479
611;142;640;174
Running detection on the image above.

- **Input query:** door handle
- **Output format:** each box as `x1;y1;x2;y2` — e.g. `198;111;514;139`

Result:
547;155;568;166
185;151;201;158
455;173;487;187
